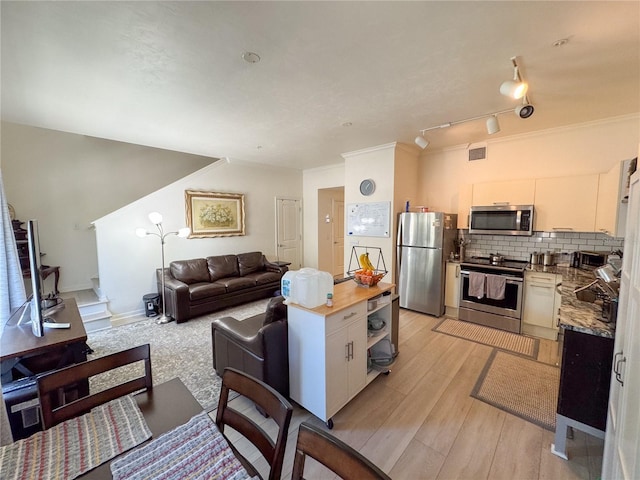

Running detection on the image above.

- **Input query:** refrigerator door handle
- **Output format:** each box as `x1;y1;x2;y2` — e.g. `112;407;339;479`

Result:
396;221;403;281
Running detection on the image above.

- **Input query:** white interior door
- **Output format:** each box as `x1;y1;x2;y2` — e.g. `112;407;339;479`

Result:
614;170;640;479
276;197;302;269
332;199;344;277
603;169;640;480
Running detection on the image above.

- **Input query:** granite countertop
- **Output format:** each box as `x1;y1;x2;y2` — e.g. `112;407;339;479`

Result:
526;264;616;339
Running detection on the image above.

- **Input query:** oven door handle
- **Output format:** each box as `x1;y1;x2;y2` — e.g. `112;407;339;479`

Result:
460;270;523;283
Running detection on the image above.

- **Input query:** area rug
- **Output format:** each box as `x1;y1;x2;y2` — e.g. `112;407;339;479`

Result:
433;317;539;358
471;349;560;431
86;298;271;412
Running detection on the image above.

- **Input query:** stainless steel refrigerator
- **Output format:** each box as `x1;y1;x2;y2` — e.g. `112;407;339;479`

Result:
397;212;458;316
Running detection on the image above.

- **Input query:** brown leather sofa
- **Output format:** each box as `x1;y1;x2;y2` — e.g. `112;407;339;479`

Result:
157;252;288;323
211;296;289;397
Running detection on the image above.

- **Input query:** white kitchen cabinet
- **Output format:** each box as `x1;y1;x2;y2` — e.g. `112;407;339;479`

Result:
445;261;460;317
288;282;394;428
325;314;367;417
595;160;629;238
534;174;599;232
457;184;473;229
602;168;640;480
472;178;535;207
522;271;562;340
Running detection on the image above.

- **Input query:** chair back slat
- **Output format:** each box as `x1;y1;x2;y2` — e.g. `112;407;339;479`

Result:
216;368;293;480
291;422;391;480
37;344;152;429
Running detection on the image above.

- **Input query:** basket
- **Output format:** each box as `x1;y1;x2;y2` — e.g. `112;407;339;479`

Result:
352;270;385;287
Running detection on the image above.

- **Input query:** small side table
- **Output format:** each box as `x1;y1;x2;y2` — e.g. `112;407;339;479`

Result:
273;261;291;267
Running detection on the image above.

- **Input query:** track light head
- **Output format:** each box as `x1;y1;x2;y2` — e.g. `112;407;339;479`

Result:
415;135;429;149
486;115;500;135
500;79;528;99
515;103;535;119
500;60;528;99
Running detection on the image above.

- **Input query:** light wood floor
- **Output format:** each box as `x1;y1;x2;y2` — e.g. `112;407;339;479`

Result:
217;309;604;480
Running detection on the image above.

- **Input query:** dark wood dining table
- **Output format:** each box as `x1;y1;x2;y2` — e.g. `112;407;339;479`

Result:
81;377;205;479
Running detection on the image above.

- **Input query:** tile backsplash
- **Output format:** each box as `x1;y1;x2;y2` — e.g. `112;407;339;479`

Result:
459;230;624;264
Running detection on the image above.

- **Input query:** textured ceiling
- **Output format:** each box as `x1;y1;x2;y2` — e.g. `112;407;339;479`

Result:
1;1;639;170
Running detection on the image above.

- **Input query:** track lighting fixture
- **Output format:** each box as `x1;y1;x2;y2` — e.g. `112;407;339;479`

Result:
415;57;535;148
500;57;528;99
414;135;429;149
515;100;535;119
415;103;534;148
486;115;500;135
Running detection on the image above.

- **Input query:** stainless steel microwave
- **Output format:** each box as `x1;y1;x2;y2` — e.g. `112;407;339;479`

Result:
469;205;534;236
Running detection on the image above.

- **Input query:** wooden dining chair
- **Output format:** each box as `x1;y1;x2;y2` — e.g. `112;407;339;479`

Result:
36;344;153;429
291;422;392;480
215;367;293;480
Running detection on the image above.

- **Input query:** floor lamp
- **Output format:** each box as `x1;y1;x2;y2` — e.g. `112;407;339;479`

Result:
136;212;190;324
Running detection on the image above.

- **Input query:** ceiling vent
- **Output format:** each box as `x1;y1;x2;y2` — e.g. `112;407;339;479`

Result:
468;142;487;161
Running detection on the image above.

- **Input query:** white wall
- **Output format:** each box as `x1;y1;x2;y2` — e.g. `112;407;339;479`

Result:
343;143;396;280
302;163;345;268
419;114;640;213
94;159;302;320
1;122;215;292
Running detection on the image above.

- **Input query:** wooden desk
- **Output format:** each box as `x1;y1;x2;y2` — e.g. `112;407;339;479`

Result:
83;378;204;479
1;298;88;383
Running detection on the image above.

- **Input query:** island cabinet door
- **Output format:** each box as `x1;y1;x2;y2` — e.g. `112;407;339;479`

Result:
326;315;367;419
557;329;614;431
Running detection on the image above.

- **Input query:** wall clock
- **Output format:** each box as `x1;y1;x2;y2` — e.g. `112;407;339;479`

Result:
359;179;376;196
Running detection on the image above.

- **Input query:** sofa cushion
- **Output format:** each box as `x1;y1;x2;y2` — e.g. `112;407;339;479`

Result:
213;277;255;293
207;255;239;281
263;296;287;325
170;258;210;284
245;271;283;286
237;252;264;276
189;282;227;301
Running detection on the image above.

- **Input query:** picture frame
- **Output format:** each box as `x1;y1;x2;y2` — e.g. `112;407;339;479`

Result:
185;190;245;238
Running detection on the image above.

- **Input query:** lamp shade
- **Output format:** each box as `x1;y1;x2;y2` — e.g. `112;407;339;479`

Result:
148;212;163;225
414;135;429;149
178;227;191;238
486;115;500;135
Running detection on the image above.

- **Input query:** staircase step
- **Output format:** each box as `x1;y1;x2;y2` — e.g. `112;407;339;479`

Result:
60;289;111;332
78;300;109;317
90;277;106;301
82;310;112;333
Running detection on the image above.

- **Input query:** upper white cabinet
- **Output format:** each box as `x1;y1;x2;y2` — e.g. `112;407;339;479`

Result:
472;179;535;207
457;184;473;229
460;164;630;234
595;160;629;238
534;174;599;232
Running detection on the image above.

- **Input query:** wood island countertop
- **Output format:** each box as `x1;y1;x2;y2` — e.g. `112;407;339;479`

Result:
286;280;395;316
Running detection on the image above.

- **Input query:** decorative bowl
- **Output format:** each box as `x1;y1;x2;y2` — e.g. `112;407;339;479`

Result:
353;270;385;287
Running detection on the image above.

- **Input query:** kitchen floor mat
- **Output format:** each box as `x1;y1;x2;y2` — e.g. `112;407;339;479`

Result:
471;349;560;431
433;317;539;358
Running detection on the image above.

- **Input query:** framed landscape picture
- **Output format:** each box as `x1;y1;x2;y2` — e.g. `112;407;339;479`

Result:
185;190;245;238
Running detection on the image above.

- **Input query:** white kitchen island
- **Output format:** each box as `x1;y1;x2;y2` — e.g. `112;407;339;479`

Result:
287;280;395;428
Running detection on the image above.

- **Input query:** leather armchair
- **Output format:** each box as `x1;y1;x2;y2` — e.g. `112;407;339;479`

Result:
211;296;289;398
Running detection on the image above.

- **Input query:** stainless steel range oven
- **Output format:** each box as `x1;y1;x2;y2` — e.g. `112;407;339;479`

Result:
458;258;527;333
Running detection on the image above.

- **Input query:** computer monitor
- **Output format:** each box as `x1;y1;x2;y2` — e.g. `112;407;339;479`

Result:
16;220;44;337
